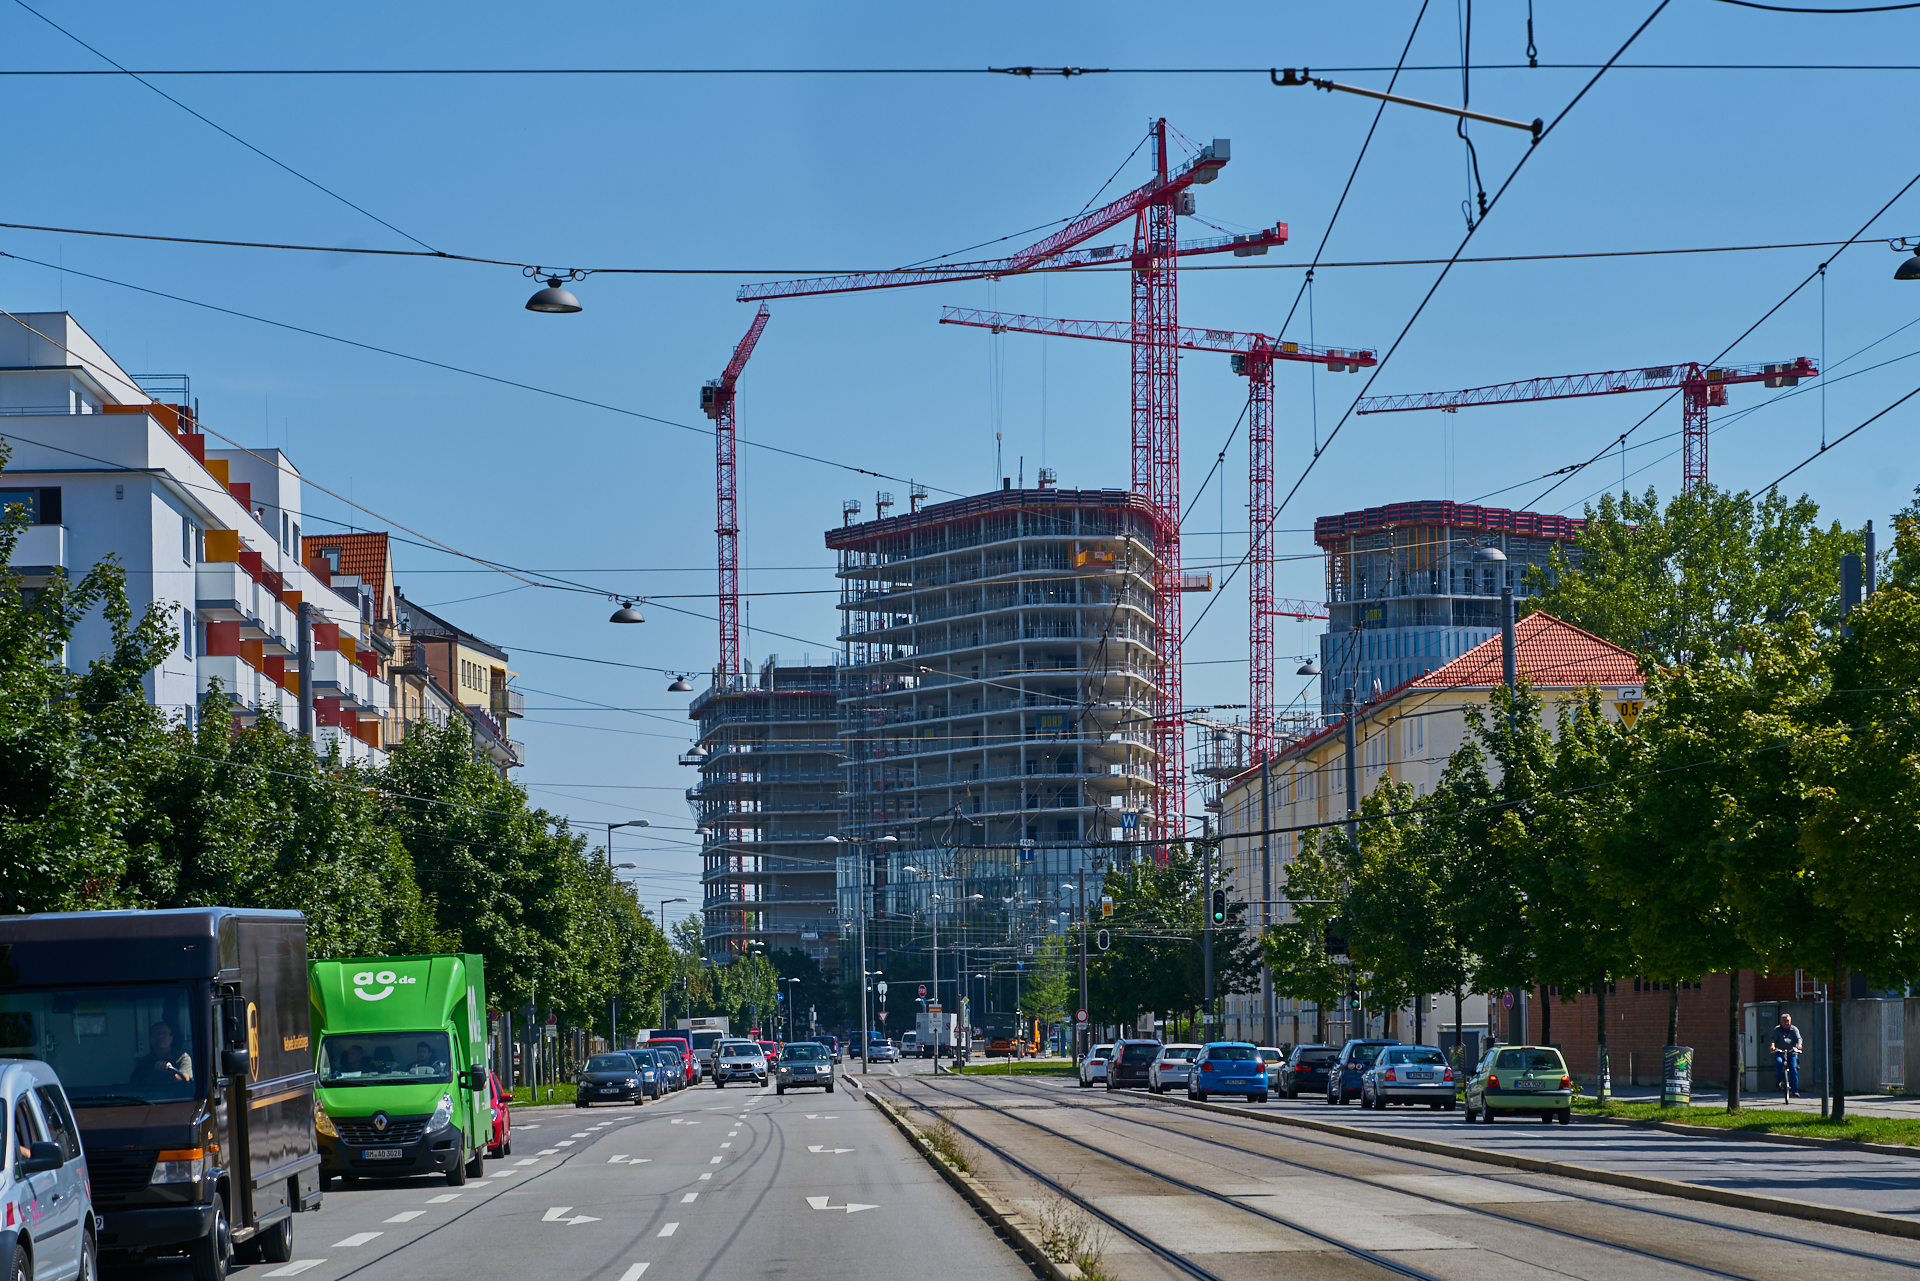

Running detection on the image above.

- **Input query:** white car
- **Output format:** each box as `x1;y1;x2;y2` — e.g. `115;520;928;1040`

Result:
1258;1046;1286;1090
1078;1044;1113;1088
867;1039;901;1063
711;1041;768;1088
2;1059;96;1281
1148;1043;1203;1094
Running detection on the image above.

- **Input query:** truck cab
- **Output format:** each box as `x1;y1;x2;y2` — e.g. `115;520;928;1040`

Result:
309;955;490;1188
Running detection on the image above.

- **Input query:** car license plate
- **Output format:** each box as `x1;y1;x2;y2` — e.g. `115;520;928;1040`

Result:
362;1148;403;1161
1406;1070;1432;1080
1512;1080;1543;1091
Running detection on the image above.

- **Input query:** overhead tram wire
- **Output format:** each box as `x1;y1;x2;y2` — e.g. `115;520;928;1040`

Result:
1520;161;1920;508
10;0;437;253
0;248;959;495
7;63;1920;74
1186;1;1674;646
1759;382;1920;490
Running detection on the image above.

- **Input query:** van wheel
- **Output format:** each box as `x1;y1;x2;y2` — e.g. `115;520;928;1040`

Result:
257;1216;293;1265
78;1231;98;1281
10;1241;30;1281
188;1192;230;1281
466;1149;485;1179
446;1155;468;1187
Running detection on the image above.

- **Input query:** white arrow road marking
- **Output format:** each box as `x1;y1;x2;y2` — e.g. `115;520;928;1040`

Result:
263;1262;325;1277
384;1212;424;1223
657;1223;679;1238
805;1197;876;1213
617;1266;649;1281
542;1207;600;1225
807;1146;855;1154
332;1233;382;1247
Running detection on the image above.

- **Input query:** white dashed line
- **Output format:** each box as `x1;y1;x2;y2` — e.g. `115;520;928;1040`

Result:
427;1194;461;1203
617;1267;650;1281
557;1141;576;1147
515;1158;540;1165
263;1262;325;1277
680;1193;698;1203
658;1223;679;1238
537;1148;560;1155
698;1173;711;1181
719;1142;731;1148
709;1156;722;1164
332;1233;382;1247
384;1212;424;1223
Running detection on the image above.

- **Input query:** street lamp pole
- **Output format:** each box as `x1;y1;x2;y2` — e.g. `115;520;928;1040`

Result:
604;821;649;1049
828;833;894;1076
1476;542;1527;1046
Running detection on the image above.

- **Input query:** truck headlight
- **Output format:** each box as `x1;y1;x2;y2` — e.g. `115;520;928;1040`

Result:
429;1093;454;1131
314;1104;339;1138
150;1148;205;1185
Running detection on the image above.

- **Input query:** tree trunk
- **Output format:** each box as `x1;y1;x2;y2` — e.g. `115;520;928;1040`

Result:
1667;982;1680;1048
1595;977;1609;1103
1831;956;1847;1123
1539;984;1552;1047
1726;969;1742;1113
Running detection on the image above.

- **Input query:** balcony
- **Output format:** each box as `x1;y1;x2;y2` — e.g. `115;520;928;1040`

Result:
6;524;65;574
195;560;257;624
197;654;261;712
490;687;525;720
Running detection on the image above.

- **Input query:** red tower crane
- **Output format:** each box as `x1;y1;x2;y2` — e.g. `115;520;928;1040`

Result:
742;121;1279;839
700;304;772;681
939;308;1371;762
1355;358;1818;493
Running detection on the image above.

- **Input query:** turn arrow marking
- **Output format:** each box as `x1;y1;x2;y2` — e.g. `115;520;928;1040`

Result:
807;1146;855;1154
542;1207;601;1225
806;1196;877;1213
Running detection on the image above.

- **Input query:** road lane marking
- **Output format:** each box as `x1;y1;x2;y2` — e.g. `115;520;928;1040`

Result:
263;1262;325;1277
493;1170;519;1176
607;1156;651;1164
427;1194;461;1203
537;1148;560;1155
657;1223;678;1238
680;1193;697;1203
557;1141;576;1147
709;1156;722;1164
571;1132;590;1138
697;1173;711;1180
807;1146;854;1154
805;1197;876;1214
542;1207;601;1225
384;1212;424;1223
515;1158;540;1165
332;1233;383;1247
719;1142;731;1148
668;1119;700;1125
617;1267;649;1281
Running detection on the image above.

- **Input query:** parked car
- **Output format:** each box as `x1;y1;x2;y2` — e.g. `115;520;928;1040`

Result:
812;1036;842;1064
1106;1039;1161;1091
713;1041;769;1088
1078;1044;1113;1088
641;1043;685;1091
2;1060;95;1281
775;1042;836;1094
867;1038;901;1064
1281;1044;1337;1098
617;1050;665;1100
1361;1045;1457;1110
1149;1043;1202;1094
1257;1047;1285;1091
645;1037;696;1087
576;1053;647;1107
486;1070;513;1158
1327;1039;1401;1104
1464;1044;1572;1125
1189;1042;1270;1103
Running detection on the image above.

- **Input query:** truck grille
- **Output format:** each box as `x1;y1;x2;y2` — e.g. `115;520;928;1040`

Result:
336;1117;428;1145
88;1150;157;1201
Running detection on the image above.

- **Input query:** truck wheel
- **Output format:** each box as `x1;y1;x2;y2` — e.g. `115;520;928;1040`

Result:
257;1216;293;1265
10;1241;30;1281
188;1192;231;1281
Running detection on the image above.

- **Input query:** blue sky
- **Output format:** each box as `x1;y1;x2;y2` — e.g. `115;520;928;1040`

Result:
4;1;1917;924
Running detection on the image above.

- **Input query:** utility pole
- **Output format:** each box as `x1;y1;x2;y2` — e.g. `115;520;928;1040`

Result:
1343;686;1359;1045
296;600;315;742
1201;817;1215;1041
1500;582;1527;1046
1078;867;1089;1064
1260;758;1274;1048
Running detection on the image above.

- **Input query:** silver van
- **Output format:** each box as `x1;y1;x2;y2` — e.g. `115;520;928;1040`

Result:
1;1060;97;1281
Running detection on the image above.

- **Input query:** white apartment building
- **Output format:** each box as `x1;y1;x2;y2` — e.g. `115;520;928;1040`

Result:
0;312;387;760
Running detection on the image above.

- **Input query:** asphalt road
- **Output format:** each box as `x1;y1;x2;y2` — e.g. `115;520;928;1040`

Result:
141;1074;1031;1281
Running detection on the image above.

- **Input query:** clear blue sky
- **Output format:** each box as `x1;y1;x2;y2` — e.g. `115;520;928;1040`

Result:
4;1;1917;924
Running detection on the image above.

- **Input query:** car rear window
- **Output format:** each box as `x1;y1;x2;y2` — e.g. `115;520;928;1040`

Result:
1495;1049;1566;1072
1208;1046;1258;1061
1346;1044;1391;1065
1120;1044;1159;1063
1092;1045;1112;1057
1162;1046;1199;1061
1387;1048;1447;1065
586;1055;630;1072
1296;1050;1337;1066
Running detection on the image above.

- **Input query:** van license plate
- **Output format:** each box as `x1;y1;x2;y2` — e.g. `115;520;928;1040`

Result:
362;1149;403;1161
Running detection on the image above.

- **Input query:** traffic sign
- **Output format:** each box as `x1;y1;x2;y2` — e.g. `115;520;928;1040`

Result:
918;984;926;998
1075;1009;1087;1024
1501;991;1515;1010
1120;811;1138;831
1096;929;1110;951
877;981;888;998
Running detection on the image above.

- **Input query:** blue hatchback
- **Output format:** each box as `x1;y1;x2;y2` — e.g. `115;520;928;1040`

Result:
1189;1042;1270;1103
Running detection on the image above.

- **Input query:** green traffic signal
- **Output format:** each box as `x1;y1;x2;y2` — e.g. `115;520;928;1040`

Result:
1210;889;1226;924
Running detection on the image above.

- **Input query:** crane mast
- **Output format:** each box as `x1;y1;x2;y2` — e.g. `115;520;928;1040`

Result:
701;304;772;681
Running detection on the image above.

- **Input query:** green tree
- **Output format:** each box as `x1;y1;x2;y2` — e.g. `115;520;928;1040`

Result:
1022;932;1074;1027
1527;484;1858;666
1090;845;1261;1037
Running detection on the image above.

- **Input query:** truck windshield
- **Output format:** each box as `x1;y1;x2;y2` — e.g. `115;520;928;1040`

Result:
689;1031;723;1052
0;985;201;1105
318;1031;452;1085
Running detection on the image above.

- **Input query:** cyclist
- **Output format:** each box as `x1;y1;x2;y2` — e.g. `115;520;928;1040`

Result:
1769;1013;1802;1101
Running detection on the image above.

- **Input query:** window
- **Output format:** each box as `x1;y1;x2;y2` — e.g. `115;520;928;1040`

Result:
12;1097;40;1171
182;514;192;563
34;1086;80;1161
324;549;341;574
292;521;300;552
281;512;290;553
183;609;195;658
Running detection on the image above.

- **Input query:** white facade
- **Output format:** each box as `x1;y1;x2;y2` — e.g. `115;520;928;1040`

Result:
0;312;385;762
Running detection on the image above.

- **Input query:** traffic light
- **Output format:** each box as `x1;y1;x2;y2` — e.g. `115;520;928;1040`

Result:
1210;890;1226;925
1325;927;1349;957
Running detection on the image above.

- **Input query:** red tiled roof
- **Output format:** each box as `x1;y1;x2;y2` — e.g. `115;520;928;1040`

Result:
302;532;391;597
1411;611;1642;690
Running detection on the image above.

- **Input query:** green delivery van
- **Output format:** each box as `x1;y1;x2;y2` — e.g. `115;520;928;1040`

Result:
308;955;490;1187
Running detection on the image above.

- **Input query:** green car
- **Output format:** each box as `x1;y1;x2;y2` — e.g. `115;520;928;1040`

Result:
1463;1044;1572;1125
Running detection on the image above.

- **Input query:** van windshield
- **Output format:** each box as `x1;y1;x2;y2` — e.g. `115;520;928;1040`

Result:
319;1031;452;1085
0;986;201;1105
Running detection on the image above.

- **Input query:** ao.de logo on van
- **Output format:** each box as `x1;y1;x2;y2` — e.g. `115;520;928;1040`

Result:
353;970;418;1001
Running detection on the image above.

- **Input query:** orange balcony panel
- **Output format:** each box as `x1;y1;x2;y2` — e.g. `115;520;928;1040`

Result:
204;529;240;563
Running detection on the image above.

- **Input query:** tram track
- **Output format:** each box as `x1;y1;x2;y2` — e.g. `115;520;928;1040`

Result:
892;1072;1920;1280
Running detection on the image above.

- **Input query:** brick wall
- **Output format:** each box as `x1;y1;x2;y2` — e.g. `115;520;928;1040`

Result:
1492;972;1777;1086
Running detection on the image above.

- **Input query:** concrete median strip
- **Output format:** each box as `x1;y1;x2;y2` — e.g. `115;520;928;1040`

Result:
1156;1093;1920;1241
868;1092;1084;1281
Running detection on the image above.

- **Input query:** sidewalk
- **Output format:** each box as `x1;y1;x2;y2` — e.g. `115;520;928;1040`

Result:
1604;1083;1920;1121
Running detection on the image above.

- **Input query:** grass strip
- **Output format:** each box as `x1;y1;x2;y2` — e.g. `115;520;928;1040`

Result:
1574;1095;1920;1146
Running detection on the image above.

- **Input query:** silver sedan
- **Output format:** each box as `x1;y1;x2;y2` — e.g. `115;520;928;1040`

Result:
1361;1045;1458;1109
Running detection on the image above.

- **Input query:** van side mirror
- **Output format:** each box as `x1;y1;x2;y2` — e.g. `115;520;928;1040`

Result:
221;1048;251;1077
221;996;249;1050
19;1140;63;1174
463;1067;486;1092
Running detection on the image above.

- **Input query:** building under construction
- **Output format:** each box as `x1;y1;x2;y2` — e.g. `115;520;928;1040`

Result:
828;485;1163;987
685;659;844;968
1315;500;1586;714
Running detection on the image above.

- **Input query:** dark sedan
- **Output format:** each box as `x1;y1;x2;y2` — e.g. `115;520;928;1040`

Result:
575;1053;647;1107
1281;1044;1338;1099
1105;1039;1161;1091
618;1049;666;1100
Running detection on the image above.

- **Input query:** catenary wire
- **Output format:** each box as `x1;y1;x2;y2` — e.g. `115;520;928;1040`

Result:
7;63;1920;74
